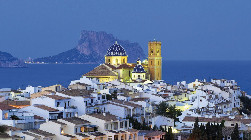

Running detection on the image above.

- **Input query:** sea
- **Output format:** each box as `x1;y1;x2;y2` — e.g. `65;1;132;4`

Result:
0;60;251;94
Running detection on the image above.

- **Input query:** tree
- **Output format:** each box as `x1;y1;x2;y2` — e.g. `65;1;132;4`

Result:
152;125;158;131
126;116;150;130
156;102;182;126
0;125;7;133
188;117;202;140
156;101;169;116
231;123;240;140
10;115;19;120
166;105;182;126
239;96;251;115
164;127;174;140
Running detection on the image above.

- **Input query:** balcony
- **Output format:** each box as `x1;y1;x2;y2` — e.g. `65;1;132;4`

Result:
64;106;77;112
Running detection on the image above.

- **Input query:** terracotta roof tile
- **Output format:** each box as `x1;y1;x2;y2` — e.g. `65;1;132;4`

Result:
44;95;70;100
29;129;55;137
61;89;93;97
84;64;118;77
88;113;119;121
0;103;17;110
34;104;59;112
61;117;90;125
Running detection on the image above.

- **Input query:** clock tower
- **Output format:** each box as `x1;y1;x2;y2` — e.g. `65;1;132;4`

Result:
148;41;162;81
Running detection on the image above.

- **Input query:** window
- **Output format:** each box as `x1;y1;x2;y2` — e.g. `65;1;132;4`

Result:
231;124;234;126
125;121;127;128
138;75;140;79
98;97;100;100
81;127;84;132
120;122;123;128
116;59;118;64
123;58;125;63
158;61;160;65
60;128;64;134
105;124;108;130
108;59;110;63
4;113;8;119
151;61;152;65
91;99;93;103
151;48;154;54
75;128;78;133
68;101;70;106
57;102;60;107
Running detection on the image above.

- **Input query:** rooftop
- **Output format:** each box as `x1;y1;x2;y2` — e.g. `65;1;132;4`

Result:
88;113;119;122
84;64;118;77
44;94;70;100
34;104;59;112
60;89;93;97
61;117;90;125
29;129;55;137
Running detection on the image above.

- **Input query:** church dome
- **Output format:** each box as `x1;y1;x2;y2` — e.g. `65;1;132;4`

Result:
132;64;146;73
106;41;127;56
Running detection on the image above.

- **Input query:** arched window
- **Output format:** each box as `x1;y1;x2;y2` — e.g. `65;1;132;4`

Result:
157;49;160;55
138;75;140;79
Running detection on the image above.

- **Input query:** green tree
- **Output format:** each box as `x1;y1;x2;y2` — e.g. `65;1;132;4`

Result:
231;123;240;140
165;127;174;140
166;105;182;126
156;101;169;115
156;102;182;126
10;115;19;120
0;125;7;133
188;117;202;140
152;125;158;131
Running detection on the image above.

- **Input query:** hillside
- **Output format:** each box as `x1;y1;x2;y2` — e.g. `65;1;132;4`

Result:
0;51;25;68
34;30;146;64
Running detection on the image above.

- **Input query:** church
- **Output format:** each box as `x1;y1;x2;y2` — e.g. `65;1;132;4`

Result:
83;41;162;83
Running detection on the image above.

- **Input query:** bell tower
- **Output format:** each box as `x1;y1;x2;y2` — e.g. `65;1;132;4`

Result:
148;40;162;81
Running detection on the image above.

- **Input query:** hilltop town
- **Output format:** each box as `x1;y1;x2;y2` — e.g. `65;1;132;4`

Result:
0;41;250;140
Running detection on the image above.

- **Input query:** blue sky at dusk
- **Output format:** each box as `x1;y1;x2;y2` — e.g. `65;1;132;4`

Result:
0;0;250;60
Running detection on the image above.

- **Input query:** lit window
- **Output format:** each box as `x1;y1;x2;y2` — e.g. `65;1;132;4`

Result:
4;113;8;119
81;127;84;132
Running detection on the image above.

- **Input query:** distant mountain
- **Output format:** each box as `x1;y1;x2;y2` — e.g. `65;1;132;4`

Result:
34;30;146;64
0;51;25;68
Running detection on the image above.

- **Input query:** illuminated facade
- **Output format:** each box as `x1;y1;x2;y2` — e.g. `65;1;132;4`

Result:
148;41;162;81
84;40;162;83
105;41;128;65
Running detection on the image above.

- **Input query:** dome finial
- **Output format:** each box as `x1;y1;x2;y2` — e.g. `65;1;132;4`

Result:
115;41;118;44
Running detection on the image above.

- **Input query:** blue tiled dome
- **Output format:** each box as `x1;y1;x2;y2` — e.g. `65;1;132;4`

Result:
106;42;127;56
132;64;146;73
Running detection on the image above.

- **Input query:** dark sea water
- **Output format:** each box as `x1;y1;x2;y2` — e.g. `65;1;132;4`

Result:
0;61;251;94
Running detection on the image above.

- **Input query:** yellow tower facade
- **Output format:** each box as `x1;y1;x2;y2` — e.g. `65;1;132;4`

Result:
148;41;162;80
